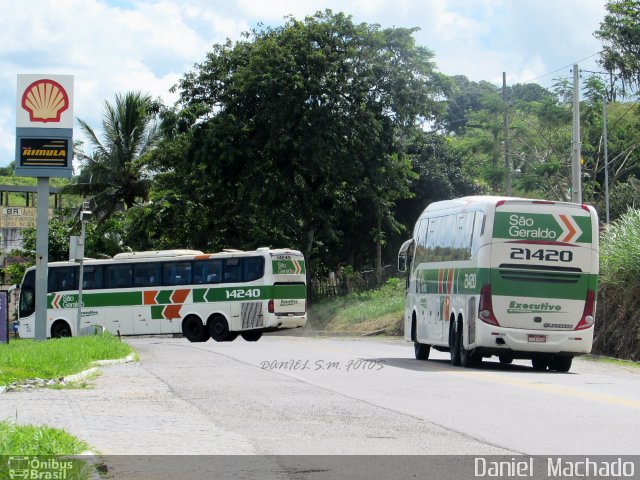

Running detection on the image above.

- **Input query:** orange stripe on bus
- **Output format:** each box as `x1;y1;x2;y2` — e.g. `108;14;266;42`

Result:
171;289;190;304
143;290;158;305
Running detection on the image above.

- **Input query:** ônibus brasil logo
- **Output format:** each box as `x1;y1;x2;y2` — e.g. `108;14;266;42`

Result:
7;456;75;479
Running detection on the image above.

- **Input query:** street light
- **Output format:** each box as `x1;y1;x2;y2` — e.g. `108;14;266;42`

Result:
76;201;91;335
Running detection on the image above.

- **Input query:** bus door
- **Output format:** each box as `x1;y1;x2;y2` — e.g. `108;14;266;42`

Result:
489;202;596;331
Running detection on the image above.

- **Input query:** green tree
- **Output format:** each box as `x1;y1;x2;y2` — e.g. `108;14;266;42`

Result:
595;0;640;93
151;11;446;280
64;92;160;221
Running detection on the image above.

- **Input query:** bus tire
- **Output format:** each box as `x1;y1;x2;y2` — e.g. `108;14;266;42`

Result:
549;356;572;373
241;330;263;342
458;319;480;368
531;357;549;371
209;315;230;342
51;320;72;338
449;318;461;366
224;332;239;342
414;342;430;360
183;316;206;343
499;355;513;365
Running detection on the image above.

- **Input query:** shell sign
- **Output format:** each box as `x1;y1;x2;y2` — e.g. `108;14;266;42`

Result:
16;74;74;129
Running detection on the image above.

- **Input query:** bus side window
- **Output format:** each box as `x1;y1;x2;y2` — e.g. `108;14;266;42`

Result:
243;257;264;282
163;262;192;286
104;265;133;289
193;260;222;284
471;212;484;257
425;217;438;263
224;258;242;283
83;266;103;290
134;263;161;287
48;266;78;292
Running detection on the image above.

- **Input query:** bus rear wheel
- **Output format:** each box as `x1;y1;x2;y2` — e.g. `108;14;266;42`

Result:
549;356;573;373
224;332;239;342
458;322;481;368
531;357;549;371
414;342;430;360
449;320;461;366
51;320;72;338
183;316;206;343
241;330;263;342
209;316;230;342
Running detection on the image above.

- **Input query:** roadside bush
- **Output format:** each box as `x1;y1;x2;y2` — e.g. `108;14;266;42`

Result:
593;209;640;360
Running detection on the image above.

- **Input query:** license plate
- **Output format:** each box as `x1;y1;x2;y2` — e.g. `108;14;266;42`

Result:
528;334;546;343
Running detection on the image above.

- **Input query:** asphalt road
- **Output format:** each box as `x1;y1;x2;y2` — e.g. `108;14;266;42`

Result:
2;333;639;476
129;334;640;455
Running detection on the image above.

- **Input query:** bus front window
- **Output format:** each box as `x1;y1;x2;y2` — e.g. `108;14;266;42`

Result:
19;288;35;317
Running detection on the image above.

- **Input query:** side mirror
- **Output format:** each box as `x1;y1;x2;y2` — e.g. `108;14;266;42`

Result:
398;253;407;273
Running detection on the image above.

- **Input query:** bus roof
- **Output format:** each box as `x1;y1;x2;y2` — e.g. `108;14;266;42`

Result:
33;247;305;269
420;195;592;217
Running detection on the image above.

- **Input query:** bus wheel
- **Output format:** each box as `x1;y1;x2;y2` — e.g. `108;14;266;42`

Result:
183;316;206;343
241;330;263;342
414;342;430;360
449;320;461;366
531;357;549;371
224;332;239;342
549;356;572;373
499;355;513;365
209;315;230;342
458;323;480;368
51;320;72;338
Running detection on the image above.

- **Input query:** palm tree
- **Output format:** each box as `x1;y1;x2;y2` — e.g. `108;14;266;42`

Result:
65;91;160;221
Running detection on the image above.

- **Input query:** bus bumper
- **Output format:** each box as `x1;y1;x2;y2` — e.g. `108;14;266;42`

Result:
473;320;594;357
264;314;307;329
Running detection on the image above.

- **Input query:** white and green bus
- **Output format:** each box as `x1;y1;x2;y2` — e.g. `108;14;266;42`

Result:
398;196;599;372
17;248;307;342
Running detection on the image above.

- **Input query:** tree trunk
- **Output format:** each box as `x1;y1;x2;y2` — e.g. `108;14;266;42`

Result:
375;210;383;286
304;226;315;306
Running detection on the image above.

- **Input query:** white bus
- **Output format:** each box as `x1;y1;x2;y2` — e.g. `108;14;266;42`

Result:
17;248;307;342
397;196;599;372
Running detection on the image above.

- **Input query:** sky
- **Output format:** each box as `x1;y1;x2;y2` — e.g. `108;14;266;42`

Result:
0;0;608;168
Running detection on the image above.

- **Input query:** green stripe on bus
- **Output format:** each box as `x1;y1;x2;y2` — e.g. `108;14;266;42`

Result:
415;266;597;300
48;291;142;309
47;284;307;309
193;284;306;303
272;259;306;275
493;212;592;243
151;305;165;320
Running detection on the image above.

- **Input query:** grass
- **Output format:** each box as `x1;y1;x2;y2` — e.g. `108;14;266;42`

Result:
0;333;133;386
308;277;405;334
0;420;90;455
585;355;640;368
599;208;640;291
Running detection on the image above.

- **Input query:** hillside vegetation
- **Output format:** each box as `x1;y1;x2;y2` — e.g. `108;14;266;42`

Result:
593;208;640;361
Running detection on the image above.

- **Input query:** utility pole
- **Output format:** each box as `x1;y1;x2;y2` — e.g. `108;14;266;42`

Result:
571;65;582;203
503;72;511;196
603;95;610;225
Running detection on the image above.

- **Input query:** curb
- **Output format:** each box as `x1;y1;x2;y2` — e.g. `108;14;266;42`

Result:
63;352;137;383
1;352;137;393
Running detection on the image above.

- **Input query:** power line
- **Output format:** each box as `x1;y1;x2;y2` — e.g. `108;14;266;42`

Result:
524;51;602;84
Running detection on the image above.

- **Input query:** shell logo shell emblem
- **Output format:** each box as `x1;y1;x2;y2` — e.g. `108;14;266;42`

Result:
21;79;69;123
